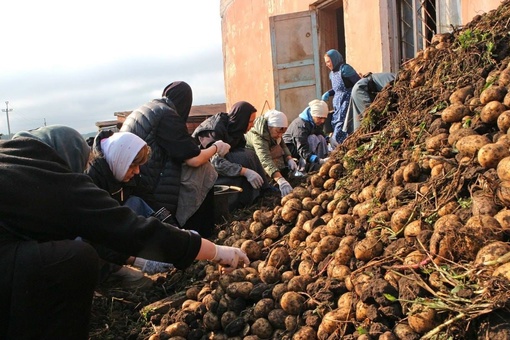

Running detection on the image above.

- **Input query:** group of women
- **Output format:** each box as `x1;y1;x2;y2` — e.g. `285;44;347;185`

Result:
81;47;370;287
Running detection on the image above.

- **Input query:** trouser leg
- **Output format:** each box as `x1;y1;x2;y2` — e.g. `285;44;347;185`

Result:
7;240;100;340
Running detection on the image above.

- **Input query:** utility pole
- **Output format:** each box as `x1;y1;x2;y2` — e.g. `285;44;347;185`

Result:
2;101;12;138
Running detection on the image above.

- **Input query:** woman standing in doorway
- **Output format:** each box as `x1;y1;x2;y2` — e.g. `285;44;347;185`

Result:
322;49;361;147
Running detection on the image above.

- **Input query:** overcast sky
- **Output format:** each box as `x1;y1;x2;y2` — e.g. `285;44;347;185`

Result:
0;0;225;136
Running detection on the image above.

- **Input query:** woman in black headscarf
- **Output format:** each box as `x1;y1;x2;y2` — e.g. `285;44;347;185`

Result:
192;101;270;211
226;101;256;149
121;81;230;237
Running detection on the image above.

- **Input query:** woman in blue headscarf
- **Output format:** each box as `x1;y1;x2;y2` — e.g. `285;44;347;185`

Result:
322;49;361;146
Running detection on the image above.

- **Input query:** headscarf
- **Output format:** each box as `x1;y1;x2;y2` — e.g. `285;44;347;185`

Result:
326;49;344;72
227;101;256;149
162;81;193;121
101;132;147;182
264;110;288;128
309;99;329;118
13;124;90;173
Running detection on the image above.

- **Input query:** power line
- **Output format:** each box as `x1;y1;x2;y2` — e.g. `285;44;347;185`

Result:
2;101;12;138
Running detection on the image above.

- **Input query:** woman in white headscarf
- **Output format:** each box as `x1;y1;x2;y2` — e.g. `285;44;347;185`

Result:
85;130;172;283
245;109;297;197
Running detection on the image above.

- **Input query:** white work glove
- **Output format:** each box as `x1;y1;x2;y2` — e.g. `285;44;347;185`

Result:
287;158;298;171
319;157;330;165
277;177;293;197
243;168;264;189
213;245;250;273
133;257;174;275
213;140;231;157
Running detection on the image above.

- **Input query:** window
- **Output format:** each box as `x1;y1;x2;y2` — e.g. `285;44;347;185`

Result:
396;0;461;63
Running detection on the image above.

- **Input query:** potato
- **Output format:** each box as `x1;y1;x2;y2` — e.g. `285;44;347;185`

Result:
441;103;470;123
456;134;491;157
251;318;273;339
498;110;510;133
497;156;510;181
317;235;341;254
449;85;473;104
281;198;303;222
477;142;510;168
447;127;476;147
292;325;317;340
328;163;343;179
334;244;354;265
408;306;437;333
165;321;189;337
267;309;287;329
494;209;510;232
226;281;253;299
480;100;507;124
266;246;290;268
241;240;262;261
474;241;510;266
287;274;312;292
472;190;499;216
309;174;325;188
253;298;274;318
480;85;508;104
280;291;306;315
493;262;510;281
259;265;281;284
391;205;416;233
352;200;378;218
326;260;351;280
354;237;383;261
497;180;510;207
403;161;421;182
358;184;376;202
404;220;426;241
425;133;449;152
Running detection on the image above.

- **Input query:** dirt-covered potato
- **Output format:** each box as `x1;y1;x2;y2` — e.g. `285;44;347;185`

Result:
449;85;473;104
251;318;273;339
480;100;507;124
407;306;438;333
266;246;290;268
497;156;510;181
317;235;341;254
441;103;470;123
354;237;383;261
426;133;449;152
240;240;262;261
226;281;253;299
477;142;510;168
474;241;510;266
280;291;306;315
480;84;508;104
447;127;476;147
456;134;492;157
165;321;189;338
391;205;416;233
498;110;510;132
403;161;421;182
259;265;281;284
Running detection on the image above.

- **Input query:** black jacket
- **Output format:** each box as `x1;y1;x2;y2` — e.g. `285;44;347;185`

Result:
120;98;201;214
0;137;202;270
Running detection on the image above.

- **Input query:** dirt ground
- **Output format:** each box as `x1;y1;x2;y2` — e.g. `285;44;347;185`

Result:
89;2;510;339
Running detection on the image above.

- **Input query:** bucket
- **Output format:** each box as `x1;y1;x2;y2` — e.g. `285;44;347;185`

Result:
214;185;243;223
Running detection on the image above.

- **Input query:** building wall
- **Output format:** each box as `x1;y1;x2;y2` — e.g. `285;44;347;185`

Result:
220;0;311;114
462;0;503;24
220;0;503;116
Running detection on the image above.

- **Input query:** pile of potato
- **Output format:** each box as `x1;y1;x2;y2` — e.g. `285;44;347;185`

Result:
148;5;510;340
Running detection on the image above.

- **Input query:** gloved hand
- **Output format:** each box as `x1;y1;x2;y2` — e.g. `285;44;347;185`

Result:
133;257;174;275
213;245;250;273
321;91;330;101
277;177;293;197
243;168;264;189
287;158;298;171
319;157;330;165
213;140;231;157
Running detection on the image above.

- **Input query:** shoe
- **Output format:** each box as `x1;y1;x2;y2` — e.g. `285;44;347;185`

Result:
107;266;153;290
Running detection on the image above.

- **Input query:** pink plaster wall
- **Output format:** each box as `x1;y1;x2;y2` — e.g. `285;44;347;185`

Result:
220;0;311;114
462;0;503;24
